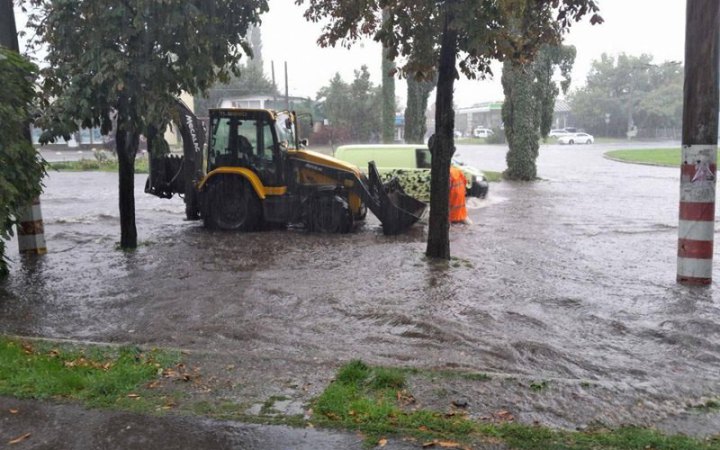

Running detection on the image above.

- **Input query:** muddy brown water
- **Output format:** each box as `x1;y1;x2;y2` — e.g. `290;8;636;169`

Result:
3;142;720;437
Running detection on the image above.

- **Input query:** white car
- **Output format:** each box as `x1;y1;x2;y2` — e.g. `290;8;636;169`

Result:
548;129;570;138
473;127;494;138
558;132;594;145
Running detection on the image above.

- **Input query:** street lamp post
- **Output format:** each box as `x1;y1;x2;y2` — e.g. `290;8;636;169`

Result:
604;113;610;137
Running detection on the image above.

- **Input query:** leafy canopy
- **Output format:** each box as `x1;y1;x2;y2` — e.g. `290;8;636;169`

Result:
315;66;382;143
298;0;601;80
27;0;269;139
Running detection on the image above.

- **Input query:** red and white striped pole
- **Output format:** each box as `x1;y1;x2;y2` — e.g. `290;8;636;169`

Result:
17;197;47;255
678;148;716;284
677;0;719;285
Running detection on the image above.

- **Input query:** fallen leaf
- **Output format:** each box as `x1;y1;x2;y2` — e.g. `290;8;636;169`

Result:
9;409;18;414
21;343;34;354
437;441;461;448
127;393;140;399
418;425;428;431
378;438;388;447
422;440;462;448
8;433;31;445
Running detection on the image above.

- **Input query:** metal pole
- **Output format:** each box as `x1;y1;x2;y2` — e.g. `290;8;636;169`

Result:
677;0;720;285
284;61;289;110
271;60;277;108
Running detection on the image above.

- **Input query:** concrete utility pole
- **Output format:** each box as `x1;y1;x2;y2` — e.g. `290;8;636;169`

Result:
1;0;47;256
677;0;720;285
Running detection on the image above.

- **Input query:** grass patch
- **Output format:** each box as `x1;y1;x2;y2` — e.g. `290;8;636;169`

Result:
605;148;720;167
314;360;720;449
49;157;150;173
690;399;720;411
530;380;549;392
456;137;490;145
0;337;178;409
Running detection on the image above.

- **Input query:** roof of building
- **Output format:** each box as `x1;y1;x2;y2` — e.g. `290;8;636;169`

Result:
456;98;571;115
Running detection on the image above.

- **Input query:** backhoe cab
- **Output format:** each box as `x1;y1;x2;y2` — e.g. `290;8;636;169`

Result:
146;104;426;235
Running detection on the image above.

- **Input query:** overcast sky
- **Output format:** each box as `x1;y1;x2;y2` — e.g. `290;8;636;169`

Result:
260;0;687;108
16;1;687;109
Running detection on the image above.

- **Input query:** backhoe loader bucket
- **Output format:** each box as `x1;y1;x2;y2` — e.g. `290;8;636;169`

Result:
364;162;427;235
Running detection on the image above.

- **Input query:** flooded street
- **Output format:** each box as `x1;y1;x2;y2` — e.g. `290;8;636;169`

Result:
3;141;720;436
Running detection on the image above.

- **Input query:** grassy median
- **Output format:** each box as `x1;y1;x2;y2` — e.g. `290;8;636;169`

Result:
605;148;720;167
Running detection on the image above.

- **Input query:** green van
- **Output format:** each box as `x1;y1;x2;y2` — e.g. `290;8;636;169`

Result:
333;144;488;201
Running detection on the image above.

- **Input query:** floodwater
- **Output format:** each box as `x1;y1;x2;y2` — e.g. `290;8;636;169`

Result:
3;142;720;436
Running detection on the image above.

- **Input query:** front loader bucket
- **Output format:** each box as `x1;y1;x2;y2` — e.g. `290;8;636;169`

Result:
363;162;427;235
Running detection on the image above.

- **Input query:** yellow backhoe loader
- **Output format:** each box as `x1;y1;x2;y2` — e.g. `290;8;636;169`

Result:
145;102;426;234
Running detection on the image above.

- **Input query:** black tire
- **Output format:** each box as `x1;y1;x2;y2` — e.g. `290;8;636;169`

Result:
307;192;353;233
204;176;261;231
354;201;368;221
569;139;574;144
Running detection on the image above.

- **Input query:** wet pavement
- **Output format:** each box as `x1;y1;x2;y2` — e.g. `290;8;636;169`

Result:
0;396;423;450
3;140;720;446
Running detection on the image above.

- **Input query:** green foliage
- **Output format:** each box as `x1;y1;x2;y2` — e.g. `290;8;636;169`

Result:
570;54;683;137
29;0;269;139
0;338;179;406
49;157;150;173
316;66;382;143
0;48;46;278
603;148;717;167
299;0;601;80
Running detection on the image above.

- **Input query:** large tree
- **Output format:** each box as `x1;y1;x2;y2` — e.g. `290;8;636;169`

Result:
299;0;601;259
570;54;682;137
316;66;382;143
28;0;267;248
503;44;575;180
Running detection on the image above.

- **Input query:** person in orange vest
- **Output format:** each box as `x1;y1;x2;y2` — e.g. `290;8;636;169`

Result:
449;165;470;224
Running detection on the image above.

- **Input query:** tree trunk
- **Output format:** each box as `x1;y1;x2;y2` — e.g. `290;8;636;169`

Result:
381;9;396;144
404;76;435;144
503;62;539;181
0;0;19;52
115;113;139;249
426;10;457;260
